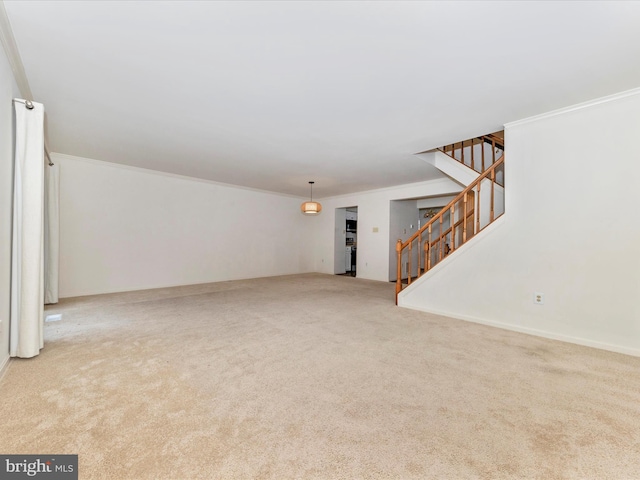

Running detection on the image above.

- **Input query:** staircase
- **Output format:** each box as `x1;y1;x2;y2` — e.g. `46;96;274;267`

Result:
439;131;504;174
395;132;505;304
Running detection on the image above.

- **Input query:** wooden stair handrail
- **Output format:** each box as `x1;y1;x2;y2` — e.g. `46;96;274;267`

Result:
398;155;504;251
440;135;504;153
395;154;505;303
438;131;504;173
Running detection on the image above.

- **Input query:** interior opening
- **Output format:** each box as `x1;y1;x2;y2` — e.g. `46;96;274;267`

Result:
334;206;358;276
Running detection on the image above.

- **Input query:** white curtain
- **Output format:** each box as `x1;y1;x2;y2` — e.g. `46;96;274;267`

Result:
44;163;59;304
10;99;45;358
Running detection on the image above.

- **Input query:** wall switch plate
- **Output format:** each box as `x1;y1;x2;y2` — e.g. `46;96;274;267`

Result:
534;293;545;305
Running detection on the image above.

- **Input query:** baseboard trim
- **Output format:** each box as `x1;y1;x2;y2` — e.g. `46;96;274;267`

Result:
0;355;11;382
399;303;640;358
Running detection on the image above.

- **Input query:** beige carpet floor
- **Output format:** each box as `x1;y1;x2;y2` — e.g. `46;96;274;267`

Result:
1;273;639;479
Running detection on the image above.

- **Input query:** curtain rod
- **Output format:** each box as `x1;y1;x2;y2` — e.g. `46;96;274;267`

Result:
12;98;54;166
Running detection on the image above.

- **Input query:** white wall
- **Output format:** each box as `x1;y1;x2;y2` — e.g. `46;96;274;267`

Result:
333;208;347;274
55;154;316;297
313;177;462;282
417;196;456;210
400;89;640;356
389;200;418;281
0;44;20;372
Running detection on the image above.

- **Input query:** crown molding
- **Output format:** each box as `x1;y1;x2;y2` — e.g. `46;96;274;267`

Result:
0;1;54;163
0;1;32;99
50;152;308;200
505;87;640;128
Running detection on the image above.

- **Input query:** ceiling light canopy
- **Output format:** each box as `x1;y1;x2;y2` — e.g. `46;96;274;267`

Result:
301;181;322;216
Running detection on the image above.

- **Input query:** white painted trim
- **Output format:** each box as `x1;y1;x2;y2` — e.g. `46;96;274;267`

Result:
432;150;479;186
322;176;463;202
58;272;315;300
0;355;10;382
53;153;462;203
506;87;640;128
51;152;305;200
398;303;640;358
0;3;53;162
0;1;32;99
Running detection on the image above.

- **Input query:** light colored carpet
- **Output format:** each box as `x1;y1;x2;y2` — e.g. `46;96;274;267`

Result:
1;273;639;479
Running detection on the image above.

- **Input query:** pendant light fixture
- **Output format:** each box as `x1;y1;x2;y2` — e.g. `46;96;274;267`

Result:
301;181;322;215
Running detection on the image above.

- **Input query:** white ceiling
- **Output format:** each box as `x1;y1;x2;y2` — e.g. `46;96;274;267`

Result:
5;1;640;197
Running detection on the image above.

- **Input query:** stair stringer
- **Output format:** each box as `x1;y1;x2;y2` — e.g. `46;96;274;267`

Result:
416;150;480;187
397;214;506;305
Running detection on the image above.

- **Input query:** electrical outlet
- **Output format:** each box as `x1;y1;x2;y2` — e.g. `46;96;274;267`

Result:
534;292;544;305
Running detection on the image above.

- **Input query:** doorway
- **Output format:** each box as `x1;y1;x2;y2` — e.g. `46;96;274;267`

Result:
334;206;358;276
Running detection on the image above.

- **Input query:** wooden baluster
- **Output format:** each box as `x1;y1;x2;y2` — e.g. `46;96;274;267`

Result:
427;224;432;271
490;166;496;222
407;241;412;285
424;241;429;274
476;182;481;233
471;138;475;171
450;204;456;252
439;215;443;262
461;140;465;166
462;191;468;244
395;239;402;301
492;138;496;166
481;136;486;173
417;232;422;277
